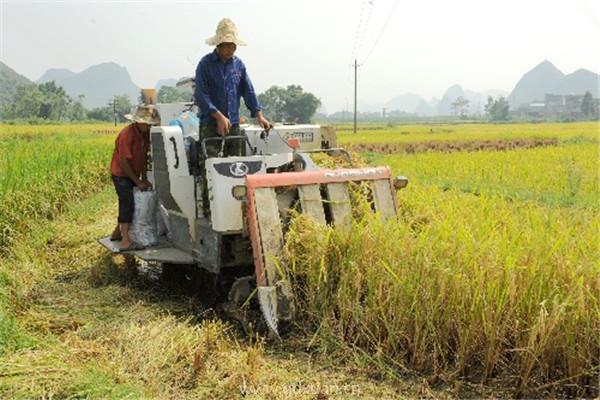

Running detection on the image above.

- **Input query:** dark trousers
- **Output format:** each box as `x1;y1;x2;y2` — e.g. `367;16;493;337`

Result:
199;121;245;158
198;121;246;216
112;175;135;223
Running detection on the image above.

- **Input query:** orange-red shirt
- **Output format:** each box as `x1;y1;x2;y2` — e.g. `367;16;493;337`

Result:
110;124;149;178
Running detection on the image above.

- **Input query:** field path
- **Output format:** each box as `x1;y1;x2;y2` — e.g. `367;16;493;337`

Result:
0;188;452;399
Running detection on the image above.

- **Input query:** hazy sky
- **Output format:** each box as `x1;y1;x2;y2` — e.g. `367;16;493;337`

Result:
1;0;599;112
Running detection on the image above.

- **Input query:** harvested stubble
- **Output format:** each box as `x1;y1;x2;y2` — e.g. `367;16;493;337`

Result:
283;184;600;397
348;137;558;154
337;121;599;146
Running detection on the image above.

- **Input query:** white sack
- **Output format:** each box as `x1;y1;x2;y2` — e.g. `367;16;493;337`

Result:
156;204;170;238
130;188;158;247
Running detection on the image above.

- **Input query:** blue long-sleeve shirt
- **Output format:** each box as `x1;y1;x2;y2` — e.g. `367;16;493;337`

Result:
194;49;261;125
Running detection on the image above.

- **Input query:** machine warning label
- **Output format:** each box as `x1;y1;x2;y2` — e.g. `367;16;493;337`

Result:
284;132;314;143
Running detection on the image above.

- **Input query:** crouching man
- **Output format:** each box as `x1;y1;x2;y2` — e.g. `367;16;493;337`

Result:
109;105;160;251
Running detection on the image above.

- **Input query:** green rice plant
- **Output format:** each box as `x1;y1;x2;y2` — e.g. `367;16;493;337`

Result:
284;184;599;397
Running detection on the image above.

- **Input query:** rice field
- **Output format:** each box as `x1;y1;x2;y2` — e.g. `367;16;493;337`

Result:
379;143;599;209
0;121;598;397
0;124;118;251
285;121;600;397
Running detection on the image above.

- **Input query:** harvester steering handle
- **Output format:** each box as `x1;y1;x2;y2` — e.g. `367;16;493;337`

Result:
169;137;180;169
201;136;256;158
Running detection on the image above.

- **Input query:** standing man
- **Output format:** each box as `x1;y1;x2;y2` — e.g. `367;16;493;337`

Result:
109;105;160;251
195;17;272;157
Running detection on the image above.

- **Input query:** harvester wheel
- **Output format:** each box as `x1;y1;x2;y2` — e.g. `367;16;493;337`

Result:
160;263;218;306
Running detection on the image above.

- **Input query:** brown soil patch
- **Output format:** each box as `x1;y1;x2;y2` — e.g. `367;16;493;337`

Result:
348;137;558;154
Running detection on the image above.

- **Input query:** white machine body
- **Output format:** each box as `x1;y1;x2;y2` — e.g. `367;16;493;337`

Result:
205;153;293;232
150;109;328;240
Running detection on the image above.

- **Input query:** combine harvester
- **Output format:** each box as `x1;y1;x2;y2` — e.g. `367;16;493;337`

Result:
100;91;408;338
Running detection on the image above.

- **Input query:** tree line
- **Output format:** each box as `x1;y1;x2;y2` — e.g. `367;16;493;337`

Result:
451;92;597;121
0;81;321;124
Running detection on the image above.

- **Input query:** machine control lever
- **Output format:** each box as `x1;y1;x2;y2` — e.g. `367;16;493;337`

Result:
169;136;179;169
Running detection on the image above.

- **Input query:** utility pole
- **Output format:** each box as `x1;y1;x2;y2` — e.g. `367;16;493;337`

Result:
353;59;358;134
113;96;117;126
107;96;117;126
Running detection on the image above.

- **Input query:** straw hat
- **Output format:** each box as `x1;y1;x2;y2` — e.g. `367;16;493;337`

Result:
124;105;160;125
205;18;247;46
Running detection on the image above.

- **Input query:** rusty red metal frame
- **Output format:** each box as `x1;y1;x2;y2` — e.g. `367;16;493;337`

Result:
245;167;392;286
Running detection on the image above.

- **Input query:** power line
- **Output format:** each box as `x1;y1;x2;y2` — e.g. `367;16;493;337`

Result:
353;59;359;133
355;0;375;58
352;0;368;58
360;0;401;65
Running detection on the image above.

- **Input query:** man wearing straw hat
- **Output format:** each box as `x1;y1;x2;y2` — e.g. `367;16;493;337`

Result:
109;105;160;251
195;18;272;157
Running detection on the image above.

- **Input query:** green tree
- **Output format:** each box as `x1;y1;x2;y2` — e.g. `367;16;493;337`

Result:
68;94;87;121
0;81;88;121
484;96;494;116
258;85;320;123
258;86;287;122
581;91;595;119
157;86;193;103
485;96;510;121
88;106;113;121
0;84;43;119
283;85;321;123
112;94;134;122
38;81;70;120
451;96;470;119
88;95;132;122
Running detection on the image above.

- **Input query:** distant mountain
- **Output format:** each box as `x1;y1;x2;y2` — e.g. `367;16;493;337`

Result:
384;93;426;114
483;89;510;98
436;85;509;116
416;98;439;116
0;61;33;106
37;62;140;108
155;78;177;91
437;84;465;115
508;61;600;108
552;69;599;97
508;61;564;107
155;77;194;91
37;68;76;84
372;86;507;117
